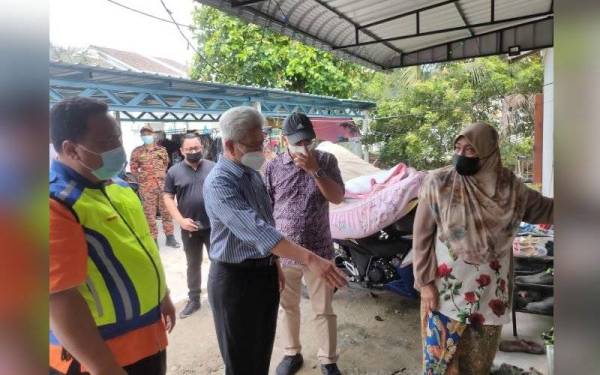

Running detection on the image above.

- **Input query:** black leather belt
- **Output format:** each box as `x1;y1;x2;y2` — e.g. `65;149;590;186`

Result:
215;255;276;269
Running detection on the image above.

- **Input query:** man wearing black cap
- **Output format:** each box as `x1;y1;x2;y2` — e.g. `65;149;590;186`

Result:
264;112;345;375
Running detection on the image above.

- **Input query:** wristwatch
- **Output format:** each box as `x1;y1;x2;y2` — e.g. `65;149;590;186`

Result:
313;168;326;179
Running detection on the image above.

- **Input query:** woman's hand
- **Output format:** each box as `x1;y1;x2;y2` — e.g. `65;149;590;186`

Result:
421;282;439;312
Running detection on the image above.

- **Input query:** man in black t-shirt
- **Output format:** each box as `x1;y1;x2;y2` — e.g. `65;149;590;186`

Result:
163;133;215;318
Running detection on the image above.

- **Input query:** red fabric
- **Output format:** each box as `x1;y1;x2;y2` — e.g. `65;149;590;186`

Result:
311;118;358;142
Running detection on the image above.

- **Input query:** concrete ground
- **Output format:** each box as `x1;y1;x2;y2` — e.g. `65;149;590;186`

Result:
157;223;552;375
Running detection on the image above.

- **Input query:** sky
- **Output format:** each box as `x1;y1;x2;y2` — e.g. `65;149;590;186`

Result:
50;0;197;64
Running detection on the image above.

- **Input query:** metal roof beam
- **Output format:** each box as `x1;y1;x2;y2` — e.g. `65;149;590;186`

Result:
392;16;553;68
79;88;97;97
334;13;553;50
357;0;457;31
51;79;257;104
150;94;169;107
50;61;374;117
98;89;125;105
189;97;208;109
51;62;375;107
174;96;190;108
231;0;265;7
122;111;136;120
49;89;63;102
128;93;149;106
220;4;387;69
50;85;371;115
454;1;475;37
310;0;404;56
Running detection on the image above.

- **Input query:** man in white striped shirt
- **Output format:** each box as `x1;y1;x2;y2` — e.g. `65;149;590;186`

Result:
203;107;347;375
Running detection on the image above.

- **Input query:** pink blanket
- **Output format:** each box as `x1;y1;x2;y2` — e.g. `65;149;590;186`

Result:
330;167;425;240
344;163;407;197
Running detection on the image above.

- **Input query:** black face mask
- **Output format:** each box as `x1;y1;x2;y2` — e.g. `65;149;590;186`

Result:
185;151;203;163
453;154;480;176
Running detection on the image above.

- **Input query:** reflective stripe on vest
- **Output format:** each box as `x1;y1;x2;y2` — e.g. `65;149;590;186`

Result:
50;162;166;341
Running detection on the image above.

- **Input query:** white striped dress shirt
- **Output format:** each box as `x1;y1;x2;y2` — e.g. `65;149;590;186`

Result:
203;157;283;263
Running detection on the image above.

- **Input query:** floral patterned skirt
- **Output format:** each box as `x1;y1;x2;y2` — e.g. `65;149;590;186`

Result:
421;304;502;375
434;240;512;326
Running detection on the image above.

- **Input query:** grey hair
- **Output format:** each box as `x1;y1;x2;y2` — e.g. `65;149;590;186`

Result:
219;106;264;142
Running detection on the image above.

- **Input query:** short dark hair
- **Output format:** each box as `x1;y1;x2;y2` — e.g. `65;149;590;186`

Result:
50;97;108;153
181;133;202;146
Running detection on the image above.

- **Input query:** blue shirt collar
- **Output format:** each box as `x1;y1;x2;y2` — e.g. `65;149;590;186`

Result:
218;157;252;178
50;159;105;189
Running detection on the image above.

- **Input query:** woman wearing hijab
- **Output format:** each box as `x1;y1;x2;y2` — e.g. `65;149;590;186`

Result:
413;122;553;375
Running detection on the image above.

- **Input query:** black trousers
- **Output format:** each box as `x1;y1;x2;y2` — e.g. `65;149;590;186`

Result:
208;261;280;375
50;350;166;375
181;228;211;300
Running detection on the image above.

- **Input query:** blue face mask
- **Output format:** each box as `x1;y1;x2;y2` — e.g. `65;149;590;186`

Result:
78;145;127;180
142;135;155;145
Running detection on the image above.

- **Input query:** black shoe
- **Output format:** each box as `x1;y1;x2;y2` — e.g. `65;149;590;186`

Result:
276;354;303;375
321;363;342;375
166;234;180;248
179;299;200;319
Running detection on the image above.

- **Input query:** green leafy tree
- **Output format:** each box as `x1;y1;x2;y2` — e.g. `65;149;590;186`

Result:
358;67;418;101
365;55;543;171
189;7;543;172
191;6;368;98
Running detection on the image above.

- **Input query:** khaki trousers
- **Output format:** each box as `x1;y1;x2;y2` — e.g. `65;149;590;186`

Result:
279;265;339;364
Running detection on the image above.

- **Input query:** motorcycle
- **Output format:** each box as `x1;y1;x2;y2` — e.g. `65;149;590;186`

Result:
333;206;419;299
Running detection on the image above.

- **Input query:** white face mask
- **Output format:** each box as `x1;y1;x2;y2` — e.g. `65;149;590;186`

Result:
241;151;266;171
288;141;316;156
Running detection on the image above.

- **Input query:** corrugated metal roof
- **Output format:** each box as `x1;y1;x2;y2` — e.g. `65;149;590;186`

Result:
49;61;375;110
194;0;553;69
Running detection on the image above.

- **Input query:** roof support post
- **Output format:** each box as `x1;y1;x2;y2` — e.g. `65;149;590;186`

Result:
361;110;371;162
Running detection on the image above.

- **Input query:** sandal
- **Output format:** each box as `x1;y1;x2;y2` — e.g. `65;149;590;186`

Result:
499;339;546;355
